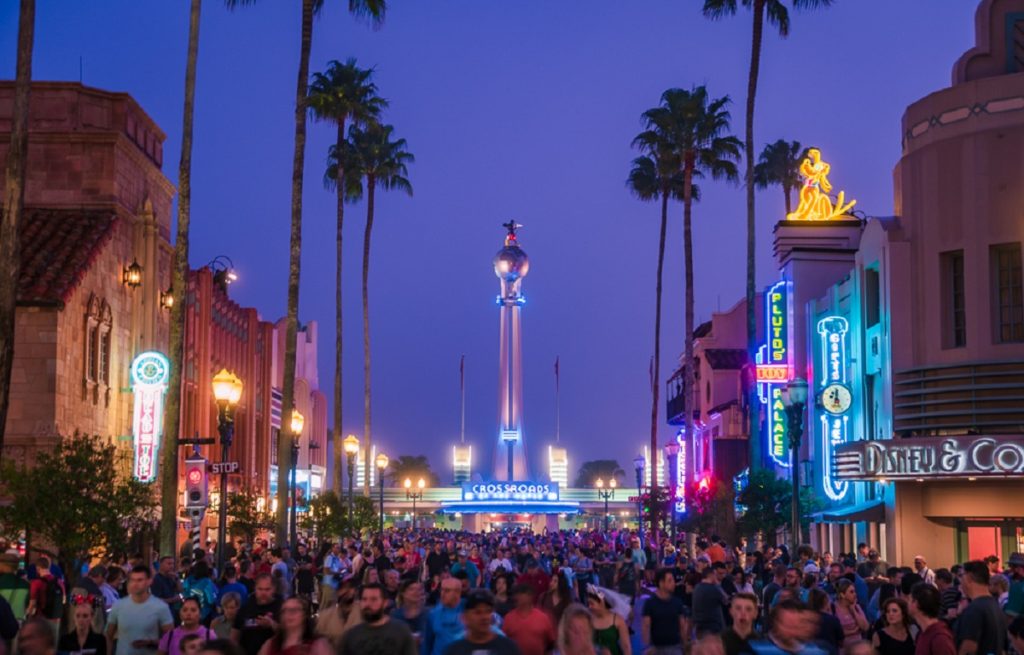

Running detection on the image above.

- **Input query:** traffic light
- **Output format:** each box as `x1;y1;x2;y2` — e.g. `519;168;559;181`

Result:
184;456;208;509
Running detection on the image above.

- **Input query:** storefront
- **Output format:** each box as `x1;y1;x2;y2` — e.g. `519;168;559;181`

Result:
834;435;1024;565
438;481;580;532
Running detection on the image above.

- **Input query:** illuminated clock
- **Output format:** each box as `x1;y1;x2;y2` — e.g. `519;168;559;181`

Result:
820;383;852;415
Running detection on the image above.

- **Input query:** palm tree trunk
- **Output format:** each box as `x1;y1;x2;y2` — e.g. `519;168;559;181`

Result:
361;178;376;497
159;0;201;561
650;189;668;540
332;120;346;496
682;155;696;521
277;0;314;546
0;0;35;459
783;184;792;217
745;0;766;473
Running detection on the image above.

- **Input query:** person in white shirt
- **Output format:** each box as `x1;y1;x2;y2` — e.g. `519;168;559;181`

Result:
914;556;936;586
487;549;514;577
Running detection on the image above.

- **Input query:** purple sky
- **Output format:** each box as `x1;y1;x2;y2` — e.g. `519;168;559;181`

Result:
1;1;973;481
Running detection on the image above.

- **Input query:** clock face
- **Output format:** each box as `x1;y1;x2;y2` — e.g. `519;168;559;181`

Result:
821;383;852;415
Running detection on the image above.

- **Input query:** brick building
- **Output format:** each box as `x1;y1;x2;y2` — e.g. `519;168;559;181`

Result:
0;82;173;470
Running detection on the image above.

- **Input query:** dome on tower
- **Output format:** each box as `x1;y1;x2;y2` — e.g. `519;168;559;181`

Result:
494;244;530;282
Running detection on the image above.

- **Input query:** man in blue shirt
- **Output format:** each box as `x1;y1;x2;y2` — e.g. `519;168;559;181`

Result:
422;577;464;655
450;552;480;589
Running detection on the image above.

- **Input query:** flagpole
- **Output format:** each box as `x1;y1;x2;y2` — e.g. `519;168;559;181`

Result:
555;356;560;443
460;355;465;444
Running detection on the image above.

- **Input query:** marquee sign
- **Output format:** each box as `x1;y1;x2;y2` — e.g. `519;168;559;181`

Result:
834;435;1024;480
131;351;171;483
817;316;851;501
673;430;687;514
757;280;792;467
462;482;559;502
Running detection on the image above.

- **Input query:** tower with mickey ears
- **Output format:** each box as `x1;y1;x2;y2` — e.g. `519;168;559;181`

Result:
494;222;530;481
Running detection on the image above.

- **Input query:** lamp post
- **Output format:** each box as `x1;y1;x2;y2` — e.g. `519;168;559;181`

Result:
342;434;360;528
780;377;809;552
404;477;426;531
211;369;243;576
288;409;304;550
375;452;389;534
633;454;645;540
595;478;616;532
664;441;680;544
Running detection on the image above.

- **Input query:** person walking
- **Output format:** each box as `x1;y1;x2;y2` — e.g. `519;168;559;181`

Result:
722;592;762;655
423;578;466;655
256;597;331;655
231;574;282;655
642;569;686;655
907;583;955;655
954;561;1005;655
58;601;107;655
157;598;214;655
106;565;174;655
692;567;729;638
504;584;556;655
872;598;915;655
337;583;417;655
586;587;631;655
441;590;520;655
832;579;869;648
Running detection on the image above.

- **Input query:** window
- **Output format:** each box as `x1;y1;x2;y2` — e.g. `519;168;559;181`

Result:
99;330;111;385
865;268;880;328
941;250;967;348
83;295;112;404
1009;15;1024;74
991;243;1024;343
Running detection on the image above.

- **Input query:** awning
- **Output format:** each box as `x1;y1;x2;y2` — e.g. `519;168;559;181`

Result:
810;500;886;524
437;500;581;515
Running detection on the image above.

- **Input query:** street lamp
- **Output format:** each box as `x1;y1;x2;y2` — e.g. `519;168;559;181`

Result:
404;477;426;531
633;454;645;541
595;478;616;532
288;409;304;550
211;368;243;575
664;441;680;544
343;434;360;527
780;377;809;551
375;452;389;534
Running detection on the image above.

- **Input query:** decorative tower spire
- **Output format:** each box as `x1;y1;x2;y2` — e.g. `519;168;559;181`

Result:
493;222;530;481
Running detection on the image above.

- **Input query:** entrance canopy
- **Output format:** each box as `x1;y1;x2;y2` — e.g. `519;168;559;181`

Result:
439;481;581;515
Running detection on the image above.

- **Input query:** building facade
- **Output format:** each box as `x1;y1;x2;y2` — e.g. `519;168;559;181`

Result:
0;82;172;473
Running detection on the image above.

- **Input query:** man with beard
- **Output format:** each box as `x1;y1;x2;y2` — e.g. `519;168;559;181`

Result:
337;583;417;655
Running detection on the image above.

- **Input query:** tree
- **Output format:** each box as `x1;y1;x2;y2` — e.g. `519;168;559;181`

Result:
736;468;789;539
702;0;835;471
227;0;388;544
350;494;378;535
680;477;736;541
386;455;440;488
636;87;741;514
346;121;413;493
0;0;36;459
573;459;626;488
627;134;684;500
754;139;806;216
299;490;345;539
159;0;204;562
0;435;157;589
308;59;387;496
225;489;275;545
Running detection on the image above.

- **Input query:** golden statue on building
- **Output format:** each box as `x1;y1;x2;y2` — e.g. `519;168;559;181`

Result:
787;148;856;221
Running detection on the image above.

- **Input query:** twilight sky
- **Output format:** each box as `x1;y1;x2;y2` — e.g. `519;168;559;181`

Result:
1;1;973;481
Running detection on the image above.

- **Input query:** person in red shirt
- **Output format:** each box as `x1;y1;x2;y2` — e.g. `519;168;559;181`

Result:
28;556;64;636
908;582;956;655
402;542;422;577
503;584;555;655
515;560;550;599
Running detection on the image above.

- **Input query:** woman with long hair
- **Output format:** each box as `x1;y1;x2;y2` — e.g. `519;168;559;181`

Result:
557;603;604;655
491;574;513;617
58;600;107;655
833;579;869;648
182;560;219;624
257;598;331;655
541;569;574;625
157;598;213;655
586;589;630;655
872;597;915;655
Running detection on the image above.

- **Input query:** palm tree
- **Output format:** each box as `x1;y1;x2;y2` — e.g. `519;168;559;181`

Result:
702;0;835;471
386;455;440;488
346;122;413;494
158;0;203;559
754;139;805;216
227;0;387;545
308;59;387;497
573;459;626;488
626;141;683;503
0;0;36;461
636;87;741;515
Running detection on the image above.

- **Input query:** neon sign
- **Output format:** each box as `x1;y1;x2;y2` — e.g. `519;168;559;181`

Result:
786;149;857;221
463;482;558;502
757;280;792;467
673;430;687;514
131;351;170;483
817;316;851;501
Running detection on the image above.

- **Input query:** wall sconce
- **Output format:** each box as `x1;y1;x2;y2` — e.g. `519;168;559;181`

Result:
160;287;174;310
123;259;143;288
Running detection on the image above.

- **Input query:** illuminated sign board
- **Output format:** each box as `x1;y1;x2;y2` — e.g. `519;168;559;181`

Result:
757;280;792;467
817;316;851;501
834;435;1024;480
462;482;559;502
673;431;687;514
131;351;171;483
786;149;857;221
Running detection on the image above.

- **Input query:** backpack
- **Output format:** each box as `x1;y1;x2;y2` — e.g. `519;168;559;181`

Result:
41;576;63;619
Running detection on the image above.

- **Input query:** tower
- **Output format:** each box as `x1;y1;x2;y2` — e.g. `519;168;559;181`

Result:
494;222;529;481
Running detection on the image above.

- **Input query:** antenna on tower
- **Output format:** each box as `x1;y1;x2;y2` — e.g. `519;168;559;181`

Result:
554;356;561;443
459;355;466;444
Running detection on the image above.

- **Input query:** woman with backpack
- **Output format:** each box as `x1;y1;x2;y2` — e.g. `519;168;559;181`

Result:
182;562;219;625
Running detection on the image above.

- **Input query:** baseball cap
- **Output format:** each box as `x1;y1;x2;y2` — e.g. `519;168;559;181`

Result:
464;589;495;611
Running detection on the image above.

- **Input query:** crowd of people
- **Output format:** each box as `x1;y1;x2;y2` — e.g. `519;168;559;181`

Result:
0;530;1022;655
